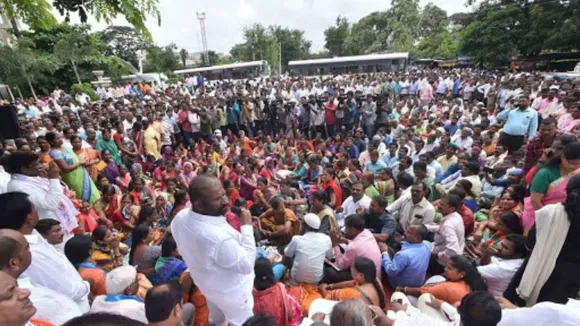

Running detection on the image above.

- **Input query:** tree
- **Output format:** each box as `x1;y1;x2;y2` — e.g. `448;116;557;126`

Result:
0;37;57;99
52;0;161;40
98;26;150;68
230;24;310;73
179;48;189;67
207;51;220;66
54;27;103;84
323;16;351;56
417;3;448;39
415;29;460;59
143;44;179;73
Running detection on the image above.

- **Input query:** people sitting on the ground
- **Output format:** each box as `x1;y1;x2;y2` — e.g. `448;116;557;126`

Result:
284;213;332;284
387;182;436;235
64;234;107;298
150;235;187;285
466;211;523;259
34;218;64;246
359;195;396;245
144;280;195;326
258;198;301;247
477;234;527;296
89;265;147;324
252;258;301;326
398;255;488;305
0;229;83;325
324;215;382;283
335;181;371;227
378;224;432;288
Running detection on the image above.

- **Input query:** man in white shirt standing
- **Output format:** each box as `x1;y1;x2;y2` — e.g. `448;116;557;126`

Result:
172;175;256;326
335;182;372;227
0;229;83;325
0;192;90;313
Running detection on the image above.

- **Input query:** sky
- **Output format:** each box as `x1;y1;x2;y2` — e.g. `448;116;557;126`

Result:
62;0;471;54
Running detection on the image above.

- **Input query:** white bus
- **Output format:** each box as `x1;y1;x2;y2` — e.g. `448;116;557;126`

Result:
174;60;270;80
288;53;409;76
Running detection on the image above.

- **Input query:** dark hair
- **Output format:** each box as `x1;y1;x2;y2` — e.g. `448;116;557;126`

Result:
372;195;388;209
0;236;21;269
556;133;577;147
504;233;527;256
551;141;580;166
458;291;502;326
253;257;276;291
34;218;60;236
64;234;92;266
444;193;462;209
129;224;150;265
45;131;58;144
464;161;480;175
270;197;283;210
161;235;178;257
345;214;365;231
564;173;580;224
449;255;487;292
396;172;414;189
101;184;116;195
353;257;385;308
449;186;467;201
413;161;427;173
4;151;39;174
241;313;276;326
311;190;327;204
137;205;156;225
145;281;184;323
91;225;108;243
62;313;146;326
0;192;32;230
173;190;188;206
497;211;523;235
541;117;557;126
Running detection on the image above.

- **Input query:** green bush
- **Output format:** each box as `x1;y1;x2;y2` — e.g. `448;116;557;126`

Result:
70;83;100;101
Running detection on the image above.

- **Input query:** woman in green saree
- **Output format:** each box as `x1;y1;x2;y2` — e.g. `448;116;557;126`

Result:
47;132;101;204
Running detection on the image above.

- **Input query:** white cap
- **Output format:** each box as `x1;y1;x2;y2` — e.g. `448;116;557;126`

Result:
106;265;137;295
303;213;321;230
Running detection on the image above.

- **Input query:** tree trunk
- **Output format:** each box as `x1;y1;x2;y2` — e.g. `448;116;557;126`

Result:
71;60;82;84
27;78;37;101
16;86;23;99
10;18;20;38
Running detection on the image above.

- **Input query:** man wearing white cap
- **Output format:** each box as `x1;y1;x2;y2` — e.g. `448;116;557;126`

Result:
90;265;147;324
284;213;332;284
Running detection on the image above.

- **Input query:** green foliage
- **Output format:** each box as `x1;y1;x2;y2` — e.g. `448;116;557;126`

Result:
98;26;150;69
414;29;460;60
52;0;161;40
71;83;99;101
143;44;179;73
106;56;136;82
54;26;105;84
229;24;310;73
459;0;580;67
418;3;448;39
165;71;183;84
0;0;57;30
323;16;351;56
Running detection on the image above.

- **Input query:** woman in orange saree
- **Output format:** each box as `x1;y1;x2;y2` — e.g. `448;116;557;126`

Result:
257;198;301;247
74;145;101;181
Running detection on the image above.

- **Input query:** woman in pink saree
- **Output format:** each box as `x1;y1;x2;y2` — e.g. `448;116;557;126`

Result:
523;142;580;232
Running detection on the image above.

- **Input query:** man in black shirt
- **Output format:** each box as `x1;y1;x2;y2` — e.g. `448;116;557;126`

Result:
360;195;397;246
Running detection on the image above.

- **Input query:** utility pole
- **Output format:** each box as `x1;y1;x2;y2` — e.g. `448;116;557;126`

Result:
196;12;209;66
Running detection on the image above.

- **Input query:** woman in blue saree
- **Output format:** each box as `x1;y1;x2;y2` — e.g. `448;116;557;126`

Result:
151;235;187;285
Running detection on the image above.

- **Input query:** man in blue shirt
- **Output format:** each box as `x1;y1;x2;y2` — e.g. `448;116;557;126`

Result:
345;137;360;159
378;224;432;288
364;151;387;175
496;95;538;153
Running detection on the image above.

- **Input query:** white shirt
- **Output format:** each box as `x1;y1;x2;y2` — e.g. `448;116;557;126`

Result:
7;176;65;222
387;196;435;230
498;301;580;326
18;275;83;325
427;212;465;266
284;232;332;284
171;210;256;326
23;230;90;313
337;195;372;226
90;295;147;324
0;166;10;194
477;257;524;297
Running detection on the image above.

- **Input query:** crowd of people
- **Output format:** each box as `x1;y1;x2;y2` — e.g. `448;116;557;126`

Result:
1;69;580;326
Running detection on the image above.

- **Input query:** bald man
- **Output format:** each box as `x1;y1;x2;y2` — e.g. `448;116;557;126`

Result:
0;229;82;325
171;175;255;326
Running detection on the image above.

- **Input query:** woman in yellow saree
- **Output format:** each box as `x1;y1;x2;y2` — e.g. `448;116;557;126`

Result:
288;257;385;315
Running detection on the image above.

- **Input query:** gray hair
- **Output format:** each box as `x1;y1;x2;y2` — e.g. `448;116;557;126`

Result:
329;299;373;326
